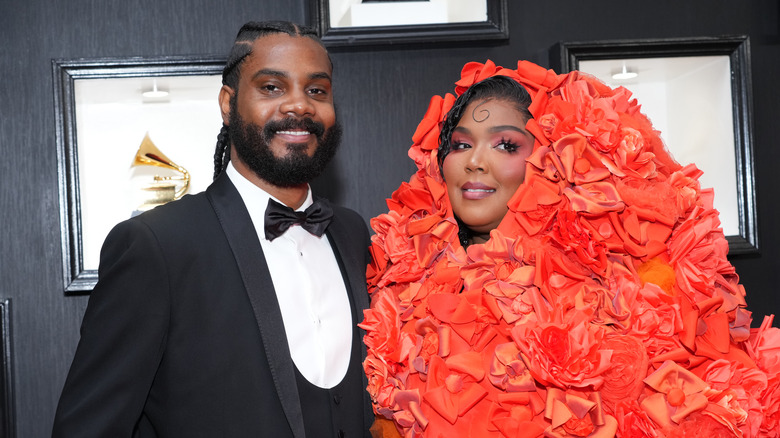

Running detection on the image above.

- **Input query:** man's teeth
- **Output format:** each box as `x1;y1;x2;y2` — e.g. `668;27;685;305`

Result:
277;130;310;136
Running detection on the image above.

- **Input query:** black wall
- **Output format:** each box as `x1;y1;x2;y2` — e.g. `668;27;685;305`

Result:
1;1;778;436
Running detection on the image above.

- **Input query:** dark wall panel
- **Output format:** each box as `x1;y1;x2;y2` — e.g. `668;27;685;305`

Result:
1;1;778;436
1;1;304;436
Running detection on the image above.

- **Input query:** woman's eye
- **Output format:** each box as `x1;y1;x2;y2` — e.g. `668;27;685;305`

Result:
452;142;471;150
496;141;519;152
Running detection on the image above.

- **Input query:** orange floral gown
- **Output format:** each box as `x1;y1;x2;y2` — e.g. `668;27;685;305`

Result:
360;60;780;438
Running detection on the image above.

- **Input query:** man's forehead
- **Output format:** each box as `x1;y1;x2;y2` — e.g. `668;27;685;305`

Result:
244;34;332;77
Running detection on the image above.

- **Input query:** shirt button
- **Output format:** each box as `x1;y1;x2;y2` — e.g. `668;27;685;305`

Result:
333;394;342;404
338;430;345;438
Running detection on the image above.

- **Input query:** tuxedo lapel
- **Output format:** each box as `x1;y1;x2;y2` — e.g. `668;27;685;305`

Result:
206;175;305;438
324;202;369;317
321;199;375;430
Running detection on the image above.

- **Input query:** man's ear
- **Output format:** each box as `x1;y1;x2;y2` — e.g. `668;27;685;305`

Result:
218;85;234;125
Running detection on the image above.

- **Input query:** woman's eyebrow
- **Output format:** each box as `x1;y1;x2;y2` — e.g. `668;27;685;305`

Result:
488;125;526;134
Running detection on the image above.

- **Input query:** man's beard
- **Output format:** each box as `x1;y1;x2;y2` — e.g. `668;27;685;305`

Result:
228;104;342;188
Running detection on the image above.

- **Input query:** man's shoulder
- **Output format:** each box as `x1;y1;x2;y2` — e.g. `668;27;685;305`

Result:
136;190;212;224
331;203;362;221
113;191;217;242
327;202;367;231
102;190;225;258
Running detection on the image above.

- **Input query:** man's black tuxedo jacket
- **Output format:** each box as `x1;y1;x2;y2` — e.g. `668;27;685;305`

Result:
52;174;373;437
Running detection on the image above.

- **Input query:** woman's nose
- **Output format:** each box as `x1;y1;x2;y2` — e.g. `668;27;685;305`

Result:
465;146;487;172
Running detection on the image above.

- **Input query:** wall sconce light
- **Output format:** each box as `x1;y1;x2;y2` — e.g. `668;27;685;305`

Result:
612;63;638;80
142;79;169;98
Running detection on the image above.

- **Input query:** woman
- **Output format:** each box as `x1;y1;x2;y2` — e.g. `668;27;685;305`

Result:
361;60;779;438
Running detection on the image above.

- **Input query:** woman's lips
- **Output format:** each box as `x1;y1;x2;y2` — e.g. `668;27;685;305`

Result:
461;182;495;200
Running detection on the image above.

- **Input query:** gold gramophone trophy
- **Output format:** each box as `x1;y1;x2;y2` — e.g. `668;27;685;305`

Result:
130;133;190;214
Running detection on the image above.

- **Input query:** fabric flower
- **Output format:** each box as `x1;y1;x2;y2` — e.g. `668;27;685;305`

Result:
361;288;416;367
543;388;618;437
747;316;780;436
613;401;661;438
701;359;762;437
641;361;710;428
599;334;649;412
489;342;537;392
512;312;612;390
661;412;742;438
488;392;547;438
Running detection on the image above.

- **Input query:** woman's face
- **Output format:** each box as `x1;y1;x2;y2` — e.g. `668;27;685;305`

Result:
442;98;535;244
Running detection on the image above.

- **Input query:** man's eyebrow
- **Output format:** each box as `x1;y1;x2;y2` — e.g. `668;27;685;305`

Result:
250;69;332;82
310;72;332;82
252;68;287;80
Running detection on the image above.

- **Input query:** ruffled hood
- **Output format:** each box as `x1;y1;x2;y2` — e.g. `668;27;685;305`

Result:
362;60;779;438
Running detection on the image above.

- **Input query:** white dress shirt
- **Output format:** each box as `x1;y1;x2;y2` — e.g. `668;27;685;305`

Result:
226;163;352;388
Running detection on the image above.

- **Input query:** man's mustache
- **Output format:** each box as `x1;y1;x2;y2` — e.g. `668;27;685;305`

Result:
263;117;325;139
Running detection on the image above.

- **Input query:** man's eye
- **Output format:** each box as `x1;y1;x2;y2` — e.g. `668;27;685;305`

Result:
308;87;330;99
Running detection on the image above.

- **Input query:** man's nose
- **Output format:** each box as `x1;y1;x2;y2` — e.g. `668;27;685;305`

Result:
280;89;315;117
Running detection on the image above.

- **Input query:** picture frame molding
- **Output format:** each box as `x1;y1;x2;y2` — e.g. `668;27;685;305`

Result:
552;35;759;256
0;299;14;438
309;0;508;47
52;55;226;293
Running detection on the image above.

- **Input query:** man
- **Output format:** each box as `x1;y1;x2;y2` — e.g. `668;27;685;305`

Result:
52;21;372;437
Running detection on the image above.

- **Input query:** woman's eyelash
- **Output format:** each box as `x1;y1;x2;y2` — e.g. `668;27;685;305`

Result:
496;138;519;152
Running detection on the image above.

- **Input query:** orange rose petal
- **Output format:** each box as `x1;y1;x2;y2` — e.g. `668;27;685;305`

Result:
526;119;549;146
450;298;478;324
449;321;477;344
697;297;724;317
456;384;489;416
517;60;562;89
424;386;458;424
680;301;699;351
437;326;451;357
412;95;443;144
550;398;573;429
640;393;673;428
623;211;642;242
446;351;485;381
564;393;596;419
589;416;618;438
644;239;668;260
427;294;460;322
702;312;731;354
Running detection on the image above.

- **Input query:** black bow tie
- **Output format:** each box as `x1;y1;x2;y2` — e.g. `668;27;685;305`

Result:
264;198;333;241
